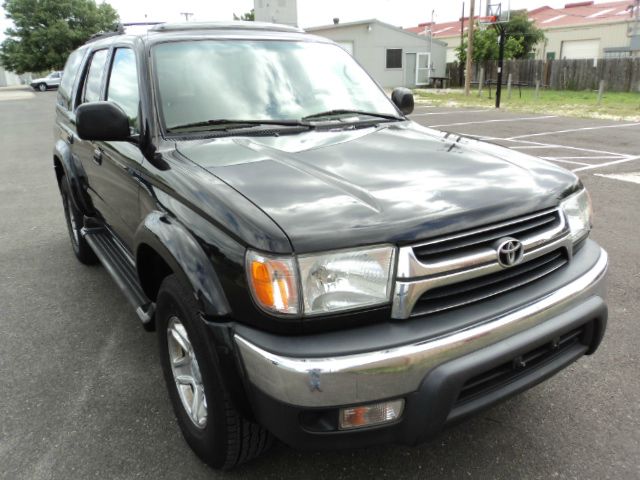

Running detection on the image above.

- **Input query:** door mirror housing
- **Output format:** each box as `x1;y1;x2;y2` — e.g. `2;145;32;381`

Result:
76;101;131;141
391;87;414;115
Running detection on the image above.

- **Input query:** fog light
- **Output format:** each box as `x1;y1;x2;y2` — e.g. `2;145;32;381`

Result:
338;399;404;430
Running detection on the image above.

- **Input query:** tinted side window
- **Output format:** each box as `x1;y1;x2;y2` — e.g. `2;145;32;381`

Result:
82;49;109;103
107;48;140;132
58;49;84;110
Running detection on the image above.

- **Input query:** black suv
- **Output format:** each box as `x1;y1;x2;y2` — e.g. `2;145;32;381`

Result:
53;21;608;470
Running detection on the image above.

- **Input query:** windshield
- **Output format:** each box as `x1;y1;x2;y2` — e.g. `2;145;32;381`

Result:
153;40;399;131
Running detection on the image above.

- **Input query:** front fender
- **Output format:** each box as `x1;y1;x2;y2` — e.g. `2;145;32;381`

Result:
135;211;231;317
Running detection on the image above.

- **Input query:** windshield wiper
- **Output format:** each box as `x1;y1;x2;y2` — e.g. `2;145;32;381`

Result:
302;109;403;122
167;119;312;133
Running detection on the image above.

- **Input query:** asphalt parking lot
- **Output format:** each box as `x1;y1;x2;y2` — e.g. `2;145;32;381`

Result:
1;89;639;480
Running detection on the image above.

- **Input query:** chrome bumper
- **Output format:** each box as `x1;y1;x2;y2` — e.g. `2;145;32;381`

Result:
234;248;608;408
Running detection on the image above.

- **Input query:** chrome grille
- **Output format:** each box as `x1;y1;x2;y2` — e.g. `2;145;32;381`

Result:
413;210;560;262
392;209;573;319
413;249;568;316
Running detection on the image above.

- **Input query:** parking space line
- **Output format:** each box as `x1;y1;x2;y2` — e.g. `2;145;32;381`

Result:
500;138;629;159
572;156;640;172
542;156;621;160
429;115;557;128
510;145;555;149
506;122;640;140
539;158;590;166
594;172;640;185
411;109;488;117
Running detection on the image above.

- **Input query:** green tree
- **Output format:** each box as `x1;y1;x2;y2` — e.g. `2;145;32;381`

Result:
456;11;544;64
233;9;255;21
0;0;119;73
506;11;545;59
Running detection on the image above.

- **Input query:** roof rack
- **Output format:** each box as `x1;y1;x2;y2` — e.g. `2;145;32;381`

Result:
85;22;165;43
149;21;303;34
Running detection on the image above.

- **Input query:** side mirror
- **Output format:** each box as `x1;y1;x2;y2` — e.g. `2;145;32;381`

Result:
391;87;414;115
76;101;131;141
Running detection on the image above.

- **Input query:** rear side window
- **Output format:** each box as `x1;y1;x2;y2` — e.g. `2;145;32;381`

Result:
82;49;109;103
107;48;140;132
58;49;84;110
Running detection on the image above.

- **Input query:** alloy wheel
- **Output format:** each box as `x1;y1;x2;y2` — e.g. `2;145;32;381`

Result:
167;316;208;428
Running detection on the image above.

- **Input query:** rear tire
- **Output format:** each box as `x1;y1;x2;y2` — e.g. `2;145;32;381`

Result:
60;175;98;265
38;83;47;92
157;274;273;470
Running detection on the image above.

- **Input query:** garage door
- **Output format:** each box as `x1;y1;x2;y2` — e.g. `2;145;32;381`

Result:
560;39;599;59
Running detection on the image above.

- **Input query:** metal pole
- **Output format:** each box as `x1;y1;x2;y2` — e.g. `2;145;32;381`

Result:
495;25;506;108
478;67;484;96
597;79;605;104
464;0;476;96
459;2;465;86
507;73;512;99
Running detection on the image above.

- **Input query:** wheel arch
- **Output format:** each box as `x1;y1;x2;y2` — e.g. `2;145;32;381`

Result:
134;211;232;318
53;140;94;215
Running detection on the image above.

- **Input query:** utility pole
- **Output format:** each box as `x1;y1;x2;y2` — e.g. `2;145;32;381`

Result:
630;0;640;56
180;12;194;21
464;0;476;95
459;2;465;86
495;24;506;108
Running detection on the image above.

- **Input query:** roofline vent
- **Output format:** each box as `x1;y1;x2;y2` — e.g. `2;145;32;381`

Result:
564;1;594;8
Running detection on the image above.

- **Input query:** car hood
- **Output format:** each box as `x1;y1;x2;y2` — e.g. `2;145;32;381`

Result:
176;122;579;253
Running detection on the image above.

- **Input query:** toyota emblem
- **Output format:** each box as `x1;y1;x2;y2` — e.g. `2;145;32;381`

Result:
496;237;524;267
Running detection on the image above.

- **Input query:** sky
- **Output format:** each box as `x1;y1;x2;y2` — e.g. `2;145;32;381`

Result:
0;0;589;41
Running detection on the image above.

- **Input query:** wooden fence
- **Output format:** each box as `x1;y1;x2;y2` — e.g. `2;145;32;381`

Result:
445;58;640;92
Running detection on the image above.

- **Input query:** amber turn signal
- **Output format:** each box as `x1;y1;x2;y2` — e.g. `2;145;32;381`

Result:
246;251;299;315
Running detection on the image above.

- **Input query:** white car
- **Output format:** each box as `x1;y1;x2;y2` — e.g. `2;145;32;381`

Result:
30;71;62;92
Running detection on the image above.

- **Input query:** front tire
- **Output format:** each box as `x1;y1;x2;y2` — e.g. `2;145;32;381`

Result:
157;274;272;470
60;175;98;265
38;83;47;92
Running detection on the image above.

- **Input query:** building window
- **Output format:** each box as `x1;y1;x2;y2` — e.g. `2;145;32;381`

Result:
603;48;631;59
386;48;402;69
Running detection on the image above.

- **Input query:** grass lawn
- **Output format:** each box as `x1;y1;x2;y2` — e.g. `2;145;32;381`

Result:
413;87;640;121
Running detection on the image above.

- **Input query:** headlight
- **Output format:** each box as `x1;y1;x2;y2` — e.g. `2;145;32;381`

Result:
298;246;396;315
246;245;396;316
560;188;592;243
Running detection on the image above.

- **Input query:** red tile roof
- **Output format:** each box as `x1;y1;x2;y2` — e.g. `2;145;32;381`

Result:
405;1;637;38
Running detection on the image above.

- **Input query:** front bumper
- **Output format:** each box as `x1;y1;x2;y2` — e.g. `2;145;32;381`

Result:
234;241;608;448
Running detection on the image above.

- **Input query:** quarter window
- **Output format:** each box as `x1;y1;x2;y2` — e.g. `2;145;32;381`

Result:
82;49;109;104
107;48;140;132
386;48;402;69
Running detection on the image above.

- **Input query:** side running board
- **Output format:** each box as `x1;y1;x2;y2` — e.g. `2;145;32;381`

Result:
82;227;155;326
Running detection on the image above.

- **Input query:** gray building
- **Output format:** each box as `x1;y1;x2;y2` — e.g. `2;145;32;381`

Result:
254;0;298;26
307;19;447;89
0;64;21;87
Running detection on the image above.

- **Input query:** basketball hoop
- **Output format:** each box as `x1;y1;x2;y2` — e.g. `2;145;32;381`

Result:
479;1;511;26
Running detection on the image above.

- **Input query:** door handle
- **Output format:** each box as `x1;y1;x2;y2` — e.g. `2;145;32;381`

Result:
67;132;74;144
93;148;103;165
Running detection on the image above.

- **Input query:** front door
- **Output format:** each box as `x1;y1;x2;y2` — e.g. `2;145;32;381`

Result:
96;47;144;250
416;53;431;86
74;47;142;251
404;53;417;88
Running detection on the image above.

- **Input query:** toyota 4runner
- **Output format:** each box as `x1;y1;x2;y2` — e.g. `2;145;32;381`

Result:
53;22;608;470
